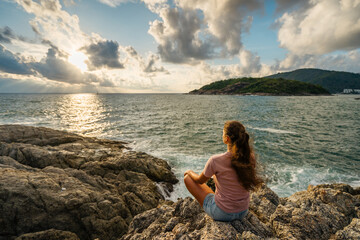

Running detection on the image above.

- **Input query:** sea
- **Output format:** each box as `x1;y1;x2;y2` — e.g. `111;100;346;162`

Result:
0;93;359;199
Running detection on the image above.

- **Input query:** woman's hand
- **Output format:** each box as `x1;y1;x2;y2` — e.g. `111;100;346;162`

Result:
184;170;194;176
184;170;209;185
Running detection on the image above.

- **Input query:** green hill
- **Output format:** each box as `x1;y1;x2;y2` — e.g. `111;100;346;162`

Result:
266;68;360;93
189;77;330;95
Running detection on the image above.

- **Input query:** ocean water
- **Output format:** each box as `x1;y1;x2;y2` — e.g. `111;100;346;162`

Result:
0;93;359;198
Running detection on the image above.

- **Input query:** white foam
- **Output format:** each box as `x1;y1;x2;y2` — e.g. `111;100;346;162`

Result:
249;127;296;134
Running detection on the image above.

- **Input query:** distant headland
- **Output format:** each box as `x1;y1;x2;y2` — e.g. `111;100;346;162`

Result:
189;77;331;96
189;68;360;95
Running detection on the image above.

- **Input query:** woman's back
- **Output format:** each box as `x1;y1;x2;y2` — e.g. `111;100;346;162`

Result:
204;152;250;213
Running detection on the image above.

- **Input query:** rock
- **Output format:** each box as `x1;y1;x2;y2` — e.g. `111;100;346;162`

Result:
0;125;178;240
122;183;360;240
335;218;360;239
270;184;359;240
249;183;279;224
121;197;273;240
15;229;80;240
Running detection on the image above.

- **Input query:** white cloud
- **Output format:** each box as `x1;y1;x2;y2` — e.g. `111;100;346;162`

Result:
147;0;263;64
176;0;261;55
98;0;133;7
277;50;360;73
15;0;88;53
276;0;360;55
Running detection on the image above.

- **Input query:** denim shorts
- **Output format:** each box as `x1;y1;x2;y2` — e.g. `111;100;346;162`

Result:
203;193;248;222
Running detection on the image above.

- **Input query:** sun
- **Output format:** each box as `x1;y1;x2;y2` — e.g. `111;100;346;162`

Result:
68;51;88;72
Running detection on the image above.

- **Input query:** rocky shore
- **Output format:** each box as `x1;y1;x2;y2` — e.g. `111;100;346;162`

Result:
0;125;177;240
1;125;359;239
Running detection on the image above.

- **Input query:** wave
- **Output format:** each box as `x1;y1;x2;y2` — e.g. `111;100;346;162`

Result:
249;127;297;134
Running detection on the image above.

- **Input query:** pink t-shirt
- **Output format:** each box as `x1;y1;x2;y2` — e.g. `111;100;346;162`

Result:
203;152;250;213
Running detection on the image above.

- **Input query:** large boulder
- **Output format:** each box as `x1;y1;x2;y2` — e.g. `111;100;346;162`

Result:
0;125;178;240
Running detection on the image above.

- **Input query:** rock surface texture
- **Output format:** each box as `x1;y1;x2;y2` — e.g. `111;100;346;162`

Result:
1;125;359;240
0;125;178;240
121;184;360;240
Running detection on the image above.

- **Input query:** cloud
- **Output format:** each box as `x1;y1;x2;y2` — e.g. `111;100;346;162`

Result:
0;44;32;75
147;0;263;64
0;26;32;43
63;0;77;7
142;53;168;73
148;7;213;64
239;49;262;75
98;0;166;10
0;27;15;43
276;0;360;55
97;0;133;7
81;40;124;70
277;50;360;73
30;46;101;84
275;0;310;13
124;46;168;74
15;0;88;52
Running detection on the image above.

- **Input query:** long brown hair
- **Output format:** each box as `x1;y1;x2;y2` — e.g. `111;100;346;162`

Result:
224;120;263;191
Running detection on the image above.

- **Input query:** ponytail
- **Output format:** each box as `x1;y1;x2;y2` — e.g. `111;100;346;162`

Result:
224;121;263;191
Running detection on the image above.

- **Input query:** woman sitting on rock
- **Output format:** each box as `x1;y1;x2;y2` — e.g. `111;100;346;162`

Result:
184;120;263;222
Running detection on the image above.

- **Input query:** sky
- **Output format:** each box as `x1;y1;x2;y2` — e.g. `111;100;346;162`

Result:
0;0;359;93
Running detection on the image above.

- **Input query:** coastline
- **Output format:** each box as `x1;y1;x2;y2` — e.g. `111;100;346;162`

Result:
187;91;332;96
0;125;359;239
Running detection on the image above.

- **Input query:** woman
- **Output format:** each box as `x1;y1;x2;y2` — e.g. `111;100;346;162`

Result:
184;120;263;222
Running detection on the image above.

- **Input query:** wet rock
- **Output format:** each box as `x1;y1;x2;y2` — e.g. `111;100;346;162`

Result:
0;125;178;240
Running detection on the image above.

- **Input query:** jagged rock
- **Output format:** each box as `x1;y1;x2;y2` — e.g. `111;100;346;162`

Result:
121;197;274;240
121;183;360;240
249;183;279;224
0;125;178;240
270;184;359;240
335;218;360;239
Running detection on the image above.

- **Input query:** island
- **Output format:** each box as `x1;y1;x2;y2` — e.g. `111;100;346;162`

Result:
189;77;331;96
1;125;359;240
266;68;360;94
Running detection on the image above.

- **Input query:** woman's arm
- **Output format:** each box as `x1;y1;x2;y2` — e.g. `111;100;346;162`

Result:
184;170;210;184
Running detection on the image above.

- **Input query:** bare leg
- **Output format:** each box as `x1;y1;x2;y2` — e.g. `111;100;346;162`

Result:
184;175;214;207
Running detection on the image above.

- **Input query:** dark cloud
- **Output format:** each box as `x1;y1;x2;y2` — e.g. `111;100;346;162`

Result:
0;26;29;43
82;40;124;70
31;46;100;84
0;27;15;43
0;45;32;75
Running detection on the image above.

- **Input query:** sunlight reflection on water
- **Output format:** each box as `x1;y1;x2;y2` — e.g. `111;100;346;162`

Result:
57;94;107;136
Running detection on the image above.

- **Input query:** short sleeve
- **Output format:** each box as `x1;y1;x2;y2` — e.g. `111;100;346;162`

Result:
203;156;215;178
